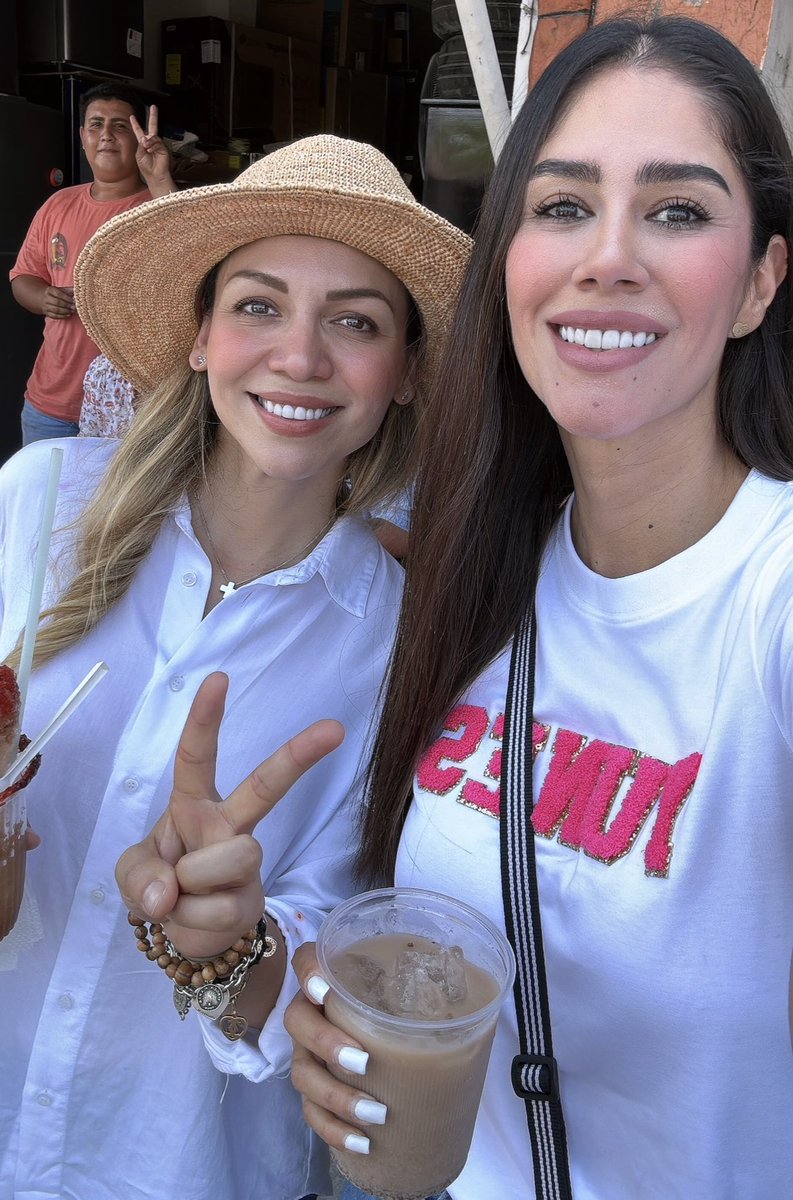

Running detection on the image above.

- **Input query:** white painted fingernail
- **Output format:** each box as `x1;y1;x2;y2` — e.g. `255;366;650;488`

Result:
337;1045;369;1075
306;974;330;1004
344;1132;370;1155
353;1098;387;1125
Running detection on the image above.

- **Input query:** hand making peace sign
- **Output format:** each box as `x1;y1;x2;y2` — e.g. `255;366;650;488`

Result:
130;104;176;197
116;672;344;964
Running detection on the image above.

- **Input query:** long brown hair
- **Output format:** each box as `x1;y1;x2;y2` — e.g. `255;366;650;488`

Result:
357;14;793;884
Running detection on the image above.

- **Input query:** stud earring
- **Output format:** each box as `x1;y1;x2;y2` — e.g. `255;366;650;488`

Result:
196;355;206;366
730;322;750;339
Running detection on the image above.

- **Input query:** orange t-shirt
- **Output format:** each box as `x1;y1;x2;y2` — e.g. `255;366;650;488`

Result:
10;184;151;421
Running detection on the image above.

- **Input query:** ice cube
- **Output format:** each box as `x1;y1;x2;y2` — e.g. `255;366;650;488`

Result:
380;963;447;1018
394;944;468;1003
333;952;385;1006
378;943;469;1017
437;945;468;1003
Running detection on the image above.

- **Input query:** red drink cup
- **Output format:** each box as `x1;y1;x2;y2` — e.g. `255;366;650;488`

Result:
0;739;41;942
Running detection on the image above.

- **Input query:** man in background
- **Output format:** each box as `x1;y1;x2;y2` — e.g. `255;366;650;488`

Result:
10;83;175;444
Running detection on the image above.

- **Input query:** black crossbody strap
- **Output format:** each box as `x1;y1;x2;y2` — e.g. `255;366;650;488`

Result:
499;604;574;1199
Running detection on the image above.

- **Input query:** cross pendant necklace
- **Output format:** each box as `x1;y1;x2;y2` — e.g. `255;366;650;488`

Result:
193;493;335;600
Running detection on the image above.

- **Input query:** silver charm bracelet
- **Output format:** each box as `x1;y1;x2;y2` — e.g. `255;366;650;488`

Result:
169;917;278;1041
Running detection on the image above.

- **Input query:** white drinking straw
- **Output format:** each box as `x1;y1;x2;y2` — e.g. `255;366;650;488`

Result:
17;446;64;721
452;0;512;159
0;662;108;793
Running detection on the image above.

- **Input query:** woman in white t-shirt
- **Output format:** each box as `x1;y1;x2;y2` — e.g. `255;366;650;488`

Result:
284;17;793;1200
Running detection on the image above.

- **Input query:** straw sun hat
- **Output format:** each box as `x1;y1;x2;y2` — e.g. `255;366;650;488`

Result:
74;134;472;397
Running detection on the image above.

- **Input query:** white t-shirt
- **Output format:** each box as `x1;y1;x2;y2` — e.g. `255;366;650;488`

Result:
398;470;793;1200
0;438;403;1200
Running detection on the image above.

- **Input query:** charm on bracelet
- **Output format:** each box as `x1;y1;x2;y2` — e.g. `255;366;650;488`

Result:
130;912;277;1040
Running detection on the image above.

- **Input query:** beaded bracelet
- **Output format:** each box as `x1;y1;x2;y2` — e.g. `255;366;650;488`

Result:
129;912;277;1041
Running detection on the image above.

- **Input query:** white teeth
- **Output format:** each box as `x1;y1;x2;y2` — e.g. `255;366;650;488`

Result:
560;326;657;351
260;398;333;420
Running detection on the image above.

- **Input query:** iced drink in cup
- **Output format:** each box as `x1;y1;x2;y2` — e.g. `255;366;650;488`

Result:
0;665;40;941
318;887;515;1200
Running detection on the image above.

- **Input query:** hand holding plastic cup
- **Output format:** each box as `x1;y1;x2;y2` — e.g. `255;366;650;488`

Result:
317;887;515;1200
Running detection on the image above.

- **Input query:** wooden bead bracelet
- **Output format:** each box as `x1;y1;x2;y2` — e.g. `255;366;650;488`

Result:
128;911;277;1040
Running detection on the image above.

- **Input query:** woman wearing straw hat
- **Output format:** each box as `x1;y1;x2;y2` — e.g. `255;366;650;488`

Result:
0;136;470;1200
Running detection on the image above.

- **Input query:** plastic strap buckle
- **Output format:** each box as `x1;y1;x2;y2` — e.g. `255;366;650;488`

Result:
511;1053;560;1102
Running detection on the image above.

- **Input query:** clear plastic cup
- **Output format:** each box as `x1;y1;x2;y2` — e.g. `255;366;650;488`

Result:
318;887;515;1200
0;782;27;941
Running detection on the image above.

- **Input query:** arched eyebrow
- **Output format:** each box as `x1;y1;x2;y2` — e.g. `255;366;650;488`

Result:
529;158;731;195
530;159;600;184
224;272;396;311
326;287;395;312
637;160;731;195
226;269;287;292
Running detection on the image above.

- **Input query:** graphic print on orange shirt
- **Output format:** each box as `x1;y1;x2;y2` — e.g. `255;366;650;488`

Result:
416;704;702;878
50;232;67;270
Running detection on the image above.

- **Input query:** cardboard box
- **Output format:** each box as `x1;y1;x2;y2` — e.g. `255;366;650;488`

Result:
237;25;321;141
256;0;325;43
323;67;388;148
162;16;321;147
256;0;342;67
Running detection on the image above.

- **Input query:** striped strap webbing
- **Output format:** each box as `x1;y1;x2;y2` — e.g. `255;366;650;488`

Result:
499;605;574;1200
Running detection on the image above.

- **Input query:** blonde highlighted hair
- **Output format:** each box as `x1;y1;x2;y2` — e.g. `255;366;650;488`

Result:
10;303;422;673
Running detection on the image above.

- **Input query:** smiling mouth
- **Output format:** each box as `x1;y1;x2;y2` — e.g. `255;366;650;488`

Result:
255;396;336;421
558;325;658;350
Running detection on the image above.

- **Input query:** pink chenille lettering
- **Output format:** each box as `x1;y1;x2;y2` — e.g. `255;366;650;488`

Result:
460;713;504;814
532;728;702;876
532;730;634;841
416;704;490;794
641;752;701;876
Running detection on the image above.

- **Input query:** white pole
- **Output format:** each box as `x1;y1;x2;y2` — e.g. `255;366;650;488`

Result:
511;0;538;123
453;0;512;159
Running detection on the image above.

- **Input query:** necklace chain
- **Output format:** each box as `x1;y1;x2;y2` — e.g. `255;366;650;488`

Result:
193;493;335;599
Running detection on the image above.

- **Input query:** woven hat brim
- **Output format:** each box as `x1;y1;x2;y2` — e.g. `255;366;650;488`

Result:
74;182;472;396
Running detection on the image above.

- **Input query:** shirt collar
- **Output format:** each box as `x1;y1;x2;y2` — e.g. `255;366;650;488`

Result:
173;501;382;619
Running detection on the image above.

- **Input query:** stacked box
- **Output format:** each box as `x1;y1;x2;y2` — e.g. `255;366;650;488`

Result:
162;16;321;147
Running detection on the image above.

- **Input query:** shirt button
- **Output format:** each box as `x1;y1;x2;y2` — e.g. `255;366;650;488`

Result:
123;777;139;793
58;993;74;1010
90;887;106;904
169;675;184;692
181;571;197;587
36;1091;53;1107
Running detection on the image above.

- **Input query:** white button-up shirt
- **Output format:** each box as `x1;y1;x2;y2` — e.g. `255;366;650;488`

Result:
0;439;402;1200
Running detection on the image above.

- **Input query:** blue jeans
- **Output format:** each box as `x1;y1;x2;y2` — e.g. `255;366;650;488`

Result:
21;399;79;446
340;1187;451;1200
